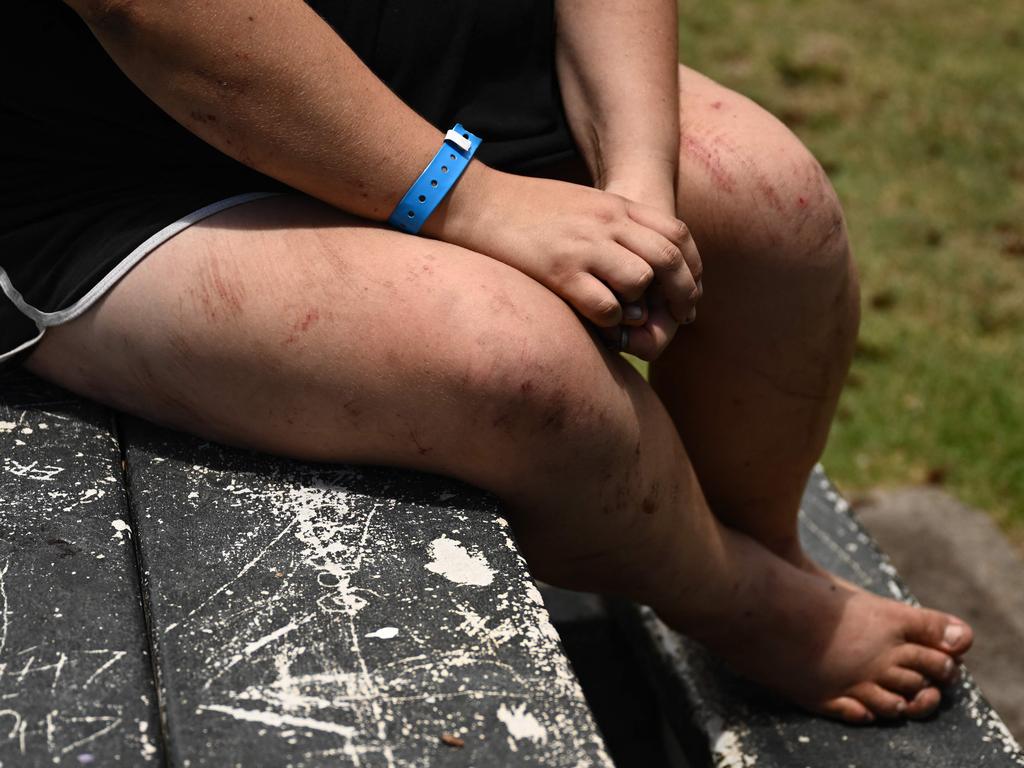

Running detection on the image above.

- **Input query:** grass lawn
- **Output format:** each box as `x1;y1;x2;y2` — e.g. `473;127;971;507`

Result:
673;0;1024;535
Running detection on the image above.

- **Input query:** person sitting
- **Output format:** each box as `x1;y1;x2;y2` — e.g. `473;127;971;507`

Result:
0;0;972;724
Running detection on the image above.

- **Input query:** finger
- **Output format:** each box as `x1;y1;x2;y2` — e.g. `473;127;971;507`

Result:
564;272;622;327
617;221;701;324
623;296;678;362
622;299;647;327
624;201;703;283
595;324;625;352
589;245;654;303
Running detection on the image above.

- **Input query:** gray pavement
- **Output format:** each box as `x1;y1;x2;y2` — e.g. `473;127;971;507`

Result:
854;486;1024;741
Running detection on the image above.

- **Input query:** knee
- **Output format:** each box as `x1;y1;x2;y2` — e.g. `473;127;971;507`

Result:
744;143;852;280
692;123;852;286
453;289;636;457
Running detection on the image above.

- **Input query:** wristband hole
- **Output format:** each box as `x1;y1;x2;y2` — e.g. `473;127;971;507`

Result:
441;165;449;173
407;210;414;218
463;133;468;139
450;153;456;160
430;180;438;187
418;194;426;203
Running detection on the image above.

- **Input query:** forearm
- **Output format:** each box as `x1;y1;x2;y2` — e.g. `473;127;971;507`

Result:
66;0;488;226
555;0;679;204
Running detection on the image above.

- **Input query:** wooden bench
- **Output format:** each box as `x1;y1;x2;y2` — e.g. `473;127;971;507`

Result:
3;369;1021;766
0;370;612;766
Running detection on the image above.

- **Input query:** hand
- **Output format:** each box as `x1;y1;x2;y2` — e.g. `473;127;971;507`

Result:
436;168;701;361
598;173;701;360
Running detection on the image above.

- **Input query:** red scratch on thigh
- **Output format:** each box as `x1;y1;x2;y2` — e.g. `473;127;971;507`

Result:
298;308;320;332
283;308;321;345
206;258;246;317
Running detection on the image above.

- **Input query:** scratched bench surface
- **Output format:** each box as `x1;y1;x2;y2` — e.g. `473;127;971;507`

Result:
618;466;1024;768
0;373;161;766
1;371;613;767
121;417;612;768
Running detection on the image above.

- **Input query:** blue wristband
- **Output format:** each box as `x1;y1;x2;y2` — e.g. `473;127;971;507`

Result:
387;124;482;234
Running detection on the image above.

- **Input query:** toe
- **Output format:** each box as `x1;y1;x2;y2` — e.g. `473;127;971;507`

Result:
878;667;929;697
895;644;957;685
904;609;974;655
819;696;874;724
848;682;908;720
905;686;943;719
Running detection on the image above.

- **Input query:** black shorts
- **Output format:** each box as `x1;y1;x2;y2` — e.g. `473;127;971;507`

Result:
1;0;576;367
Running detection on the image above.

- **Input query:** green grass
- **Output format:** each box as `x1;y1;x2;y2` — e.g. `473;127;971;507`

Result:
672;0;1024;534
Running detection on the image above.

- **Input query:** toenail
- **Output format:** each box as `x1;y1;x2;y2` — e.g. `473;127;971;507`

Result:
944;624;964;647
896;701;907;715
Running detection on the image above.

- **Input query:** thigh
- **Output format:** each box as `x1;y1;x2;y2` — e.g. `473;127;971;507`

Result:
24;195;608;473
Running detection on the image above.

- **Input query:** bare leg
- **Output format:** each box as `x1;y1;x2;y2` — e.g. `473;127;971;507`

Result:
637;67;957;718
649;65;859;563
26;195;970;723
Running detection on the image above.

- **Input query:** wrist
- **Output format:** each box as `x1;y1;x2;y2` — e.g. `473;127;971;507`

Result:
603;170;677;216
420;160;504;247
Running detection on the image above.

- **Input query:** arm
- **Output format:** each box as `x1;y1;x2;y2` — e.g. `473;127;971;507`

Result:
555;0;699;351
66;0;469;224
67;0;696;358
555;0;681;214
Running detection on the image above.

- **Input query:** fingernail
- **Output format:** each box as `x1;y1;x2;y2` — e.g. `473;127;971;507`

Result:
624;304;643;321
943;658;954;677
863;711;875;723
944;624;964;647
895;701;907;716
683;308;697;325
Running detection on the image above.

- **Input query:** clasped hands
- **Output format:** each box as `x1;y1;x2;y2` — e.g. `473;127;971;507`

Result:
439;167;702;362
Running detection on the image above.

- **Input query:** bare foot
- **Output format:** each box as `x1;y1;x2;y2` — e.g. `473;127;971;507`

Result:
656;530;974;724
779;539;969;719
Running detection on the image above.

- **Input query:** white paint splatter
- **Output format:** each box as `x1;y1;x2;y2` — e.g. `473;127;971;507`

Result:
110;519;131;539
138;719;158;760
711;720;758;767
496;702;547;751
364;627;399;640
424;536;494;587
0;421;16;432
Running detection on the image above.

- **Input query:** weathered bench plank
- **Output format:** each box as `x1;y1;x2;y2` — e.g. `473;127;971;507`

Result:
0;373;161;766
618;466;1024;767
120;418;613;767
